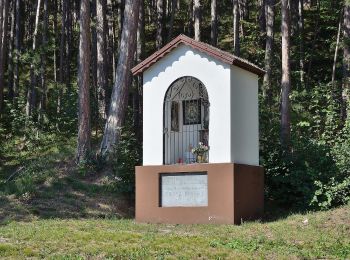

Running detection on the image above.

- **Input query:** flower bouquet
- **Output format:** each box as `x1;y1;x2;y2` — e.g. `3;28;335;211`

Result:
191;142;209;163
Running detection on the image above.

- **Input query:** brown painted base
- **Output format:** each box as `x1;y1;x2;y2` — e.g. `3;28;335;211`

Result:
135;163;264;225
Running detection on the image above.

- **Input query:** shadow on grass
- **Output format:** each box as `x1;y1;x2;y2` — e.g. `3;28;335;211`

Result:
261;200;310;223
0;196;33;224
0;174;135;224
0;136;135;224
32;174;135;219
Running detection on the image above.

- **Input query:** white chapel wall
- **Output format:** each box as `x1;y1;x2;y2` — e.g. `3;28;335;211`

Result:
143;44;231;165
230;65;259;166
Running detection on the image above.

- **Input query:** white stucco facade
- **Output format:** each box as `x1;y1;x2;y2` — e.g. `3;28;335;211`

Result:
230;66;259;165
142;44;259;166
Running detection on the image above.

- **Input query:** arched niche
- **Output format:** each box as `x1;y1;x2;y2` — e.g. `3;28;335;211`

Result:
163;76;210;164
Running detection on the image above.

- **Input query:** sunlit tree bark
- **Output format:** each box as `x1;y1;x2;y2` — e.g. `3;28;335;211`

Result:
100;0;140;156
193;0;201;41
156;0;164;49
26;0;42;118
168;0;176;41
97;0;108;119
211;0;217;46
233;0;240;55
77;0;92;163
0;0;9;114
342;2;350;122
263;0;274;104
332;11;342;88
281;0;291;149
298;0;305;85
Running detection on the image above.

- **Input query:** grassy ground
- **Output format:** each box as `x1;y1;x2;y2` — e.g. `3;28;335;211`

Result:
0;205;349;259
0;134;349;259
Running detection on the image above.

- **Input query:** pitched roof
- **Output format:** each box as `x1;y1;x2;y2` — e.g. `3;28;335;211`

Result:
131;34;265;77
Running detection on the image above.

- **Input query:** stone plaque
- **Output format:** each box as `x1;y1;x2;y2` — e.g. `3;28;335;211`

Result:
160;173;208;207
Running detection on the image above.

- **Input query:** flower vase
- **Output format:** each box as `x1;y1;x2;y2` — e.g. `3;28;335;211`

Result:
196;154;206;163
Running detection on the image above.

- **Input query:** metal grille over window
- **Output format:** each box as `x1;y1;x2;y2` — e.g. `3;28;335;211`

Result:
163;76;210;165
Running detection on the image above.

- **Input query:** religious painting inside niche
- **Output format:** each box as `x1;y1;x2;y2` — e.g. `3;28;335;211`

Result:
183;99;201;125
171;101;179;131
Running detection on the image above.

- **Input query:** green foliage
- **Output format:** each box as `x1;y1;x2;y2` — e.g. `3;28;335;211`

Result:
262;137;339;210
76;151;107;176
49;87;79;133
261;83;350;210
111;117;141;195
332;122;350;174
0;133;76;197
2;99;28;136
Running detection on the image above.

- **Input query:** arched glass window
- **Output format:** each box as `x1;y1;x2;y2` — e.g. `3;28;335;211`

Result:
163;76;210;165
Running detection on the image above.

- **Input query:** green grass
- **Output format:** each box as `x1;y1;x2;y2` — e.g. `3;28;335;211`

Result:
0;205;349;259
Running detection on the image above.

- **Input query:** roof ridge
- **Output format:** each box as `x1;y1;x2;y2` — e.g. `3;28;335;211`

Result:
131;34;265;76
193;38;264;72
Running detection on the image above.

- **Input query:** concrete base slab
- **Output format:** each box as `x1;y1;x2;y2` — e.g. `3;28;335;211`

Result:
135;163;264;225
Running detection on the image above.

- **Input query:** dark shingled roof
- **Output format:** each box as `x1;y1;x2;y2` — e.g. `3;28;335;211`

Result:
131;34;265;77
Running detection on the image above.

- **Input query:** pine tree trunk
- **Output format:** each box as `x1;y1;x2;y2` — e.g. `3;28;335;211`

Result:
0;0;9;115
77;0;91;163
96;0;108;119
65;0;72;90
91;0;97;115
258;0;266;34
137;2;145;74
156;0;164;49
52;0;57;83
233;0;240;55
187;0;193;36
238;0;246;38
168;0;176;41
0;0;3;115
0;0;3;56
39;0;48;120
107;0;116;86
211;0;217;46
7;0;15;100
57;0;66;121
332;12;342;88
281;0;291;149
193;0;201;41
263;0;274;103
113;3;118;82
117;0;125;46
26;0;41;118
91;0;98;134
342;3;350;122
298;0;305;85
13;0;21;98
136;0;145;140
305;1;320;89
100;0;140;156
